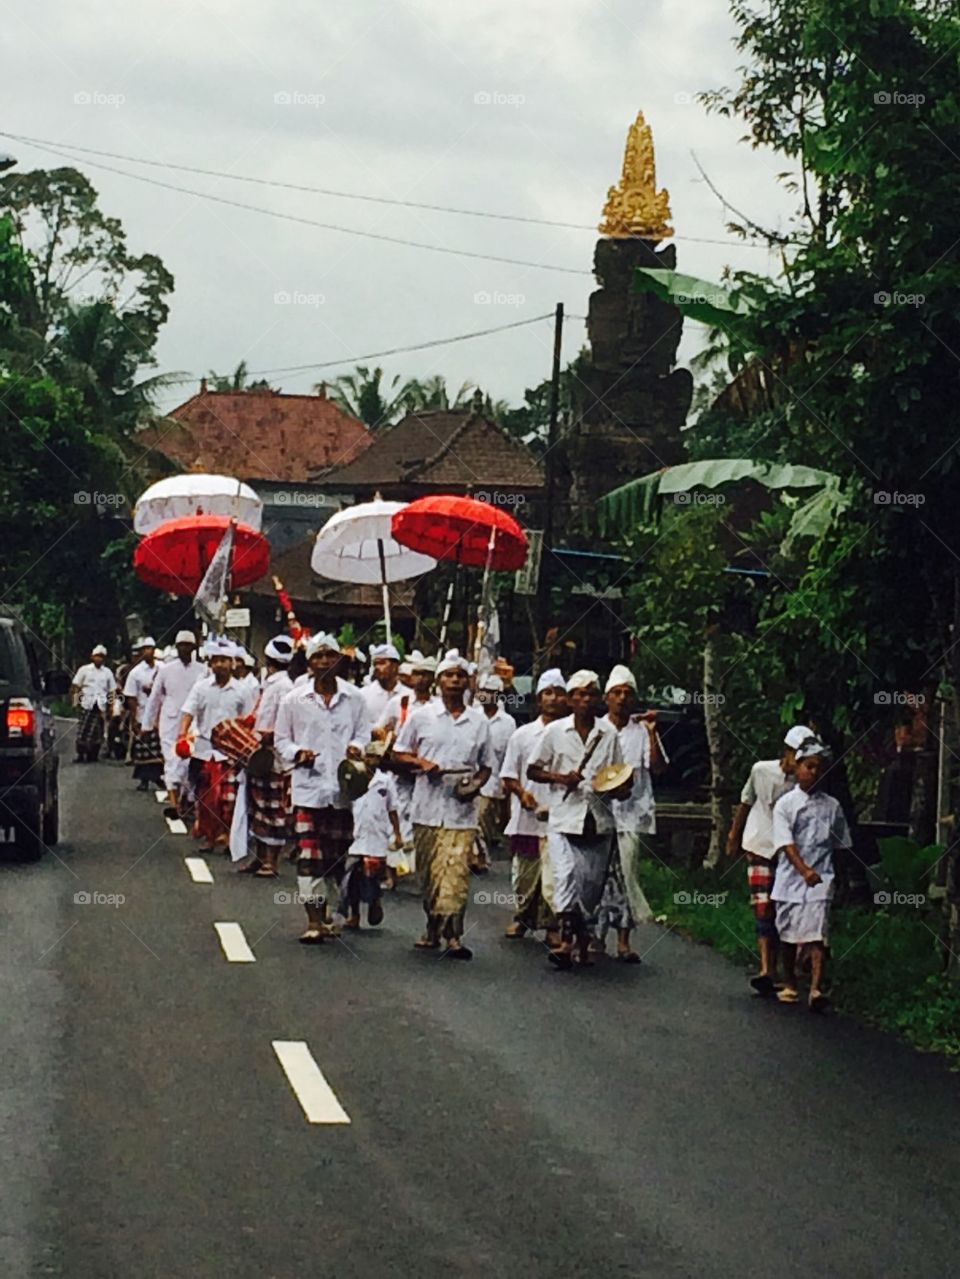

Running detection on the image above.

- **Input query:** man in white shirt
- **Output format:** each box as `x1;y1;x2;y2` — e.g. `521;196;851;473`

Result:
240;634;296;878
499;668;567;940
71;644;117;763
595;665;667;963
472;673;517;873
726;723;814;995
374;652;437;885
179;639;257;852
393;650;492;959
142;630;205;815
124;637;163;791
274;633;370;944
528;670;624;969
234;649;261;698
361;643;402;723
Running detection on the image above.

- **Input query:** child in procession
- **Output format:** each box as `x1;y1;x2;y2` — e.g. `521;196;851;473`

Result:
770;739;851;1011
338;741;403;930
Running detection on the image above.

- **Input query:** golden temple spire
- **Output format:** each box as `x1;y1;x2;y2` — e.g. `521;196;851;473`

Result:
599;111;673;241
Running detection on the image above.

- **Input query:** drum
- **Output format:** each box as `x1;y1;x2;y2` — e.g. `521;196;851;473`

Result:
453;774;484;801
338;757;372;801
211;718;275;778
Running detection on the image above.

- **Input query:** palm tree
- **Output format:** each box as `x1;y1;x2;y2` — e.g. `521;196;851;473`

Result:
207;360;250;391
321;365;419;430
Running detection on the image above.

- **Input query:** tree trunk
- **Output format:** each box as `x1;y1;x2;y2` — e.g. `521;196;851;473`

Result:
946;570;960;978
703;626;731;868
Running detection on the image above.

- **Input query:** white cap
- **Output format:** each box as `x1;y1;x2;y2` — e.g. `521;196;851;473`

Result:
91;644;107;656
372;643;401;662
305;632;341;658
265;635;294;664
477;673;503;692
202;636;237;659
175;630;197;646
243;652;257;668
139;636;157;648
796;736;829;761
399;661;413;677
566;669;600;693
536;667;565;693
784;724;816;750
411;653;437;673
605;664;637;694
437;648;469;675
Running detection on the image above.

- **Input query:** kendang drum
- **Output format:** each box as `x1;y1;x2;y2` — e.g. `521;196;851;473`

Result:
211;718;275;778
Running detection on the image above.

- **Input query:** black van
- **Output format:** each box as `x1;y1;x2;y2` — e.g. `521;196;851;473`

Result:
0;610;65;859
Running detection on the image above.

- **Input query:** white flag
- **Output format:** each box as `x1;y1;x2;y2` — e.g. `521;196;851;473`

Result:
194;521;235;631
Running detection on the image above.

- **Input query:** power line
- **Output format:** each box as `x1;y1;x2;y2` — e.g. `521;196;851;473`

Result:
2;131;770;251
7;139;594;277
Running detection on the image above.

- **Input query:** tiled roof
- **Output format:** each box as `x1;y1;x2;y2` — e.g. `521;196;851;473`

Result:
311;407;544;490
138;384;371;483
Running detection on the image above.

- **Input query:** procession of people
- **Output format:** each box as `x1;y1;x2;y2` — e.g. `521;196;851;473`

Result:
70;629;840;990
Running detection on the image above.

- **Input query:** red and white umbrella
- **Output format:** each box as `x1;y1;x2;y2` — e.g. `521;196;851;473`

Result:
133;474;263;534
133;515;270;596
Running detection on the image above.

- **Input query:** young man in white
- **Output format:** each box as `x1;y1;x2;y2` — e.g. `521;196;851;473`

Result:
179;639;257;852
771;739;851;1010
528;670;625;969
374;652;437;886
361;643;401;722
142;630;205;816
124;637;163;791
274;633;370;944
471;673;517;873
594;665;668;962
726;724;813;995
393;650;492;960
71;645;117;763
499;668;567;940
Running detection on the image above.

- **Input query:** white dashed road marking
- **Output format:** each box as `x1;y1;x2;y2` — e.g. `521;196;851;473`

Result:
154;790;168;804
185;857;214;884
166;817;188;835
214;921;256;963
272;1041;351;1124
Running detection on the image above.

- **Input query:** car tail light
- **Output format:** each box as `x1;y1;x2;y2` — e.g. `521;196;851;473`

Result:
6;699;36;738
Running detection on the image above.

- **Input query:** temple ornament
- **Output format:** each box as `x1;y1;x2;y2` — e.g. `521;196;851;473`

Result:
599;111;673;240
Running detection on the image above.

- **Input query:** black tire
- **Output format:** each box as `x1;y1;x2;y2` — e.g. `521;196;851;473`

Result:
19;812;44;861
43;764;60;847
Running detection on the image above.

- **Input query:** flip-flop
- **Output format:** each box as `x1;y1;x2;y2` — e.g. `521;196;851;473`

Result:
442;945;473;960
776;987;800;1004
414;938;440;950
750;974;778;996
503;927;526;939
547;949;575;970
298;930;324;945
809;991;831;1013
253;866;278;878
617;951;642;964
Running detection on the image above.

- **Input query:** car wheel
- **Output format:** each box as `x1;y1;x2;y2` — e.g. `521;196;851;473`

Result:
19;812;44;861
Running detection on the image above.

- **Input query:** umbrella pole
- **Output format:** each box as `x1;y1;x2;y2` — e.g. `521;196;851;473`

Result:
377;539;392;646
473;526;498;664
438;575;455;655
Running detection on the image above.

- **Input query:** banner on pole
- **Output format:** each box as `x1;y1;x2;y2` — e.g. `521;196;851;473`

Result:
514;530;543;595
194;522;235;632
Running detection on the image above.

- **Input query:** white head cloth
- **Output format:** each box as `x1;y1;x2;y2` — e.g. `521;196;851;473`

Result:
605;664;637;694
566;669;600;693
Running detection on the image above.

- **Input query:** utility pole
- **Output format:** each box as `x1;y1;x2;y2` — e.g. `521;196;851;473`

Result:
537;302;564;649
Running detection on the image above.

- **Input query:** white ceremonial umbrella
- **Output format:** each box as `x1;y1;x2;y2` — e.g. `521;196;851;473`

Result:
133;474;263;534
311;498;436;644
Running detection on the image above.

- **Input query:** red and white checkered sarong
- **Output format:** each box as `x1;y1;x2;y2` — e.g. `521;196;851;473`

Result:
249;770;292;846
194;759;239;845
294;806;353;887
747;853;775;918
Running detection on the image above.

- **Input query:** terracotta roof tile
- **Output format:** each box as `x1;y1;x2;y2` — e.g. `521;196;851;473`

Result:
138;386;371;483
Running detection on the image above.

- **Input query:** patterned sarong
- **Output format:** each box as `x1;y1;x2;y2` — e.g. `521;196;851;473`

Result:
132;727;164;782
295;806;353;906
76;706;106;756
510;838;555;931
414;824;475;940
194;759;239;845
249;769;292;847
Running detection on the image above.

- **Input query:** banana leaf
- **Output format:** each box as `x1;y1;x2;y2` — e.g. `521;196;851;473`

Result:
633;269;754;330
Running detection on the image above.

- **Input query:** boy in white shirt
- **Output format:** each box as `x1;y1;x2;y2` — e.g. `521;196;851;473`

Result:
338;742;402;930
726;725;813;995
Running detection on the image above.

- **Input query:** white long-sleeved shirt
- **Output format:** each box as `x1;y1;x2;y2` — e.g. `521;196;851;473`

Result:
529;715;622;836
604;715;666;835
254;670;293;735
394;701;492;830
274;678;370;810
478;705;517;799
143;658;207;743
122;659;160;721
361;680;398;725
180;676;257;761
72;663;117;711
499;716;554;838
771;787;851;904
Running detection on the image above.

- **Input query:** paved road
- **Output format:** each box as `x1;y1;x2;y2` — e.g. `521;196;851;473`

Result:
2;727;958;1278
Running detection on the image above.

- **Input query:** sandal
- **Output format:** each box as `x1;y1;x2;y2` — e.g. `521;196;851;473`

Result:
617;950;641;965
414;937;440;950
253;866;278;878
298;929;324;945
776;987;800;1004
442;945;473;960
504;924;526;939
750;974;779;996
547;948;575;970
808;991;831;1013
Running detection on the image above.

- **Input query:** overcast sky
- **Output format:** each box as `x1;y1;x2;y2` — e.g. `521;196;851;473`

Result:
6;0;797;414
